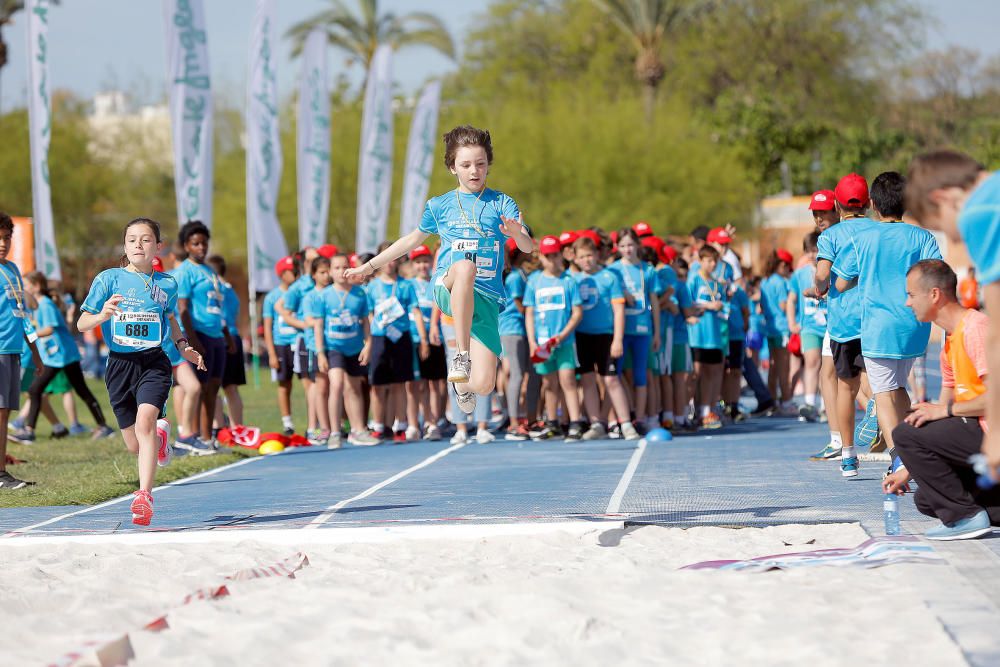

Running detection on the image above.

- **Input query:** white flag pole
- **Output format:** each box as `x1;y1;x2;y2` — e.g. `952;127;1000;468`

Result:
297;29;331;250
355;45;394;254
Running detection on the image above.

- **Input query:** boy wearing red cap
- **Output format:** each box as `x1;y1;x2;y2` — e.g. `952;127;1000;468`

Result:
809;190;839;232
263;256;299;435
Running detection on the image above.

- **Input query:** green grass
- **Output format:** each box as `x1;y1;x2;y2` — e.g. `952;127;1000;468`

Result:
1;365;310;509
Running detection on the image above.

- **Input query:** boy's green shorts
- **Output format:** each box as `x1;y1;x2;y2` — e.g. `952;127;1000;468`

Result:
434;283;503;358
534;341;577;375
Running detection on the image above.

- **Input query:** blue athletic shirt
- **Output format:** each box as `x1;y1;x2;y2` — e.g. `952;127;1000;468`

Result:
690;259;735;288
301;287;328;352
686;272;726;350
728;286;750;342
419;188;522;307
672;281;694;345
310;284;368;356
221;281;240;337
760;274;792;337
263;286;297;347
656;265;678;339
35;295;80;367
81;268;178;355
606;260;659;336
816;218;876;342
498;269;528;337
958;170;1000;284
575;268;624;335
408;277;435;343
281;275;315;344
832;222;942;359
174;259;225;338
524;271;582;344
366;278;418;340
790;265;827;337
0;260;32;354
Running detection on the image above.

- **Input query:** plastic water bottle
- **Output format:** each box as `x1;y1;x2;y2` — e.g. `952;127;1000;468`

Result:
969;454;997;490
883;492;900;536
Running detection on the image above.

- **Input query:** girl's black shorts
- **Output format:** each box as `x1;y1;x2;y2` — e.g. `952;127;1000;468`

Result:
105;348;172;429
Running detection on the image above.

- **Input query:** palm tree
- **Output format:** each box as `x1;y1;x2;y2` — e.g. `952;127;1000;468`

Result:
592;0;703;123
286;0;455;83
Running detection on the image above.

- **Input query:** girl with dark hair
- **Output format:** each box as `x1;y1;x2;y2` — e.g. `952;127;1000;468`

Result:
761;248;798;416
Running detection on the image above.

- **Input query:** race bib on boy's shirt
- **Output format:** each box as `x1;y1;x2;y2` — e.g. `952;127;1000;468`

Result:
277;315;297;337
112;311;163;348
451;238;500;280
374;296;406;330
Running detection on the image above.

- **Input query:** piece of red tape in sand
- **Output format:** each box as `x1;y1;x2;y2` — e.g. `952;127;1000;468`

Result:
48;634;134;667
182;584;230;605
225;551;309;581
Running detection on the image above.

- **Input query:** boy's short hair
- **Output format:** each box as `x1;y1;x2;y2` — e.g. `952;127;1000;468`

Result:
697;245;720;260
0;212;13;233
443;125;493;169
870;171;906;220
908;259;957;299
572;237;597;253
803;231;820;253
906;150;984;223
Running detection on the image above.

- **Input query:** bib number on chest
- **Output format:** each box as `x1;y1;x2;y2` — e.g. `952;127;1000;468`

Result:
206;290;223;315
374;296;405;329
112;312;162;348
452;239;499;280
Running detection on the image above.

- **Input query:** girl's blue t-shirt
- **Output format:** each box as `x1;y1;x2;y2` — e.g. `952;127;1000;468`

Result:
81;268;178;355
790;265;827;337
263;286;298;347
419;188;523;307
221;281;240;337
672;281;693;345
408;277;435;343
301;287;329;352
174;259;225;338
498;270;528;337
574;268;624;336
606;260;659;337
657;265;679;335
35;295;80;368
280;275;316;345
760;274;792;337
366;278;418;340
523;271;582;344
309;285;369;356
727;286;751;342
686;273;726;350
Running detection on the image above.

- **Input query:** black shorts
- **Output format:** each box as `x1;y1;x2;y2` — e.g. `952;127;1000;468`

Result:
418;343;447;381
726;340;745;370
273;344;295;383
369;335;414;386
692;347;724;365
831;338;865;380
295;339;316;381
328;350;367;378
195;333;226;383
105;348;172;429
576;333;617;376
223;334;247;387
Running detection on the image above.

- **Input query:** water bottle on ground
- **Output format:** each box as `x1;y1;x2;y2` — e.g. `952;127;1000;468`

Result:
883;492;900;536
969;454;997;490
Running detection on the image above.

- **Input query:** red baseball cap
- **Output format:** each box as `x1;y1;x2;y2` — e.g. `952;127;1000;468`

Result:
505;236;519;255
539;235;562;255
558;230;579;248
577;229;602;247
274;256;295;276
151;257;165;272
706;227;732;245
776;248;794;265
834;174;869;208
641;235;665;253
317;243;339;259
633;221;654;237
808;189;836;211
658;244;678;264
348;253;360;268
409;245;431;260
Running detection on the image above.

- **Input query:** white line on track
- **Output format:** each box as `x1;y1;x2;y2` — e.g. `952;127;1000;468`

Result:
3;454;267;538
604;438;646;515
306;441;468;529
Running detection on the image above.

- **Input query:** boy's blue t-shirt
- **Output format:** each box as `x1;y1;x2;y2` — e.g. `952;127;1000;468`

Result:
686;272;726;350
523;271;582;344
173;259;225;338
408;277;435;343
790;264;827;337
309;285;368;356
672;281;694;344
221;281;240;337
263;286;297;347
575;268;624;335
606;260;659;337
35;295;80;367
419;188;522;307
281;275;315;343
832;222;942;359
657;265;679;334
727;286;750;342
301;287;329;352
760;274;792;337
817;217;877;342
498;269;528;337
958;170;1000;284
366;278;418;339
0;260;32;354
81;268;178;354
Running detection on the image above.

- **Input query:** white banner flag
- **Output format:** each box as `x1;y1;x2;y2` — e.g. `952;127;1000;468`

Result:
297;29;331;251
163;0;214;228
26;0;60;280
246;0;287;294
355;44;394;254
399;80;441;237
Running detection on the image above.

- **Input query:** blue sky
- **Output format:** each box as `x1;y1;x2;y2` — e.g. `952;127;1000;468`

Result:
0;0;996;112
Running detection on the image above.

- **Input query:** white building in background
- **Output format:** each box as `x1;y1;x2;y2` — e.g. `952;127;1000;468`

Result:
87;92;172;171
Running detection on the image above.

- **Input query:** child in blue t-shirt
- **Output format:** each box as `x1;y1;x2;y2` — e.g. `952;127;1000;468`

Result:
497;243;540;441
670;258;696;429
302;256;335;442
786;232;829;426
724;283;751;422
404;245;446;442
207;255;246;431
524;236;583;440
276;247;321;436
262;255;299;435
761;248;796;414
686;245;727;429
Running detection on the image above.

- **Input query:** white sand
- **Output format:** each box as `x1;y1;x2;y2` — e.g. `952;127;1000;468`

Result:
0;523;968;666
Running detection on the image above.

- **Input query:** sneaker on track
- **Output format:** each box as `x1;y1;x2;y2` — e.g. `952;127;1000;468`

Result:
92;425;116;440
475;429;495;444
620;422;641;441
530;423;558;441
156;419;172;467
841;455;860;477
130;490;154;526
798;404;819;423
505;423;530;441
450;430;469;445
327;431;342;449
348;431;381;446
455;388;477;415
0;471;32;490
405;425;421;442
7;428;35;444
809;444;842;461
448;351;471;384
424;423;442;441
174;435;217;456
565;423;584;441
582;422;607;441
700;414;722;430
51;424;69;439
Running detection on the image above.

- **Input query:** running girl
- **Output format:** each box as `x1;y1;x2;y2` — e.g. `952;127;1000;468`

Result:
78;218;206;525
345;125;533;414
